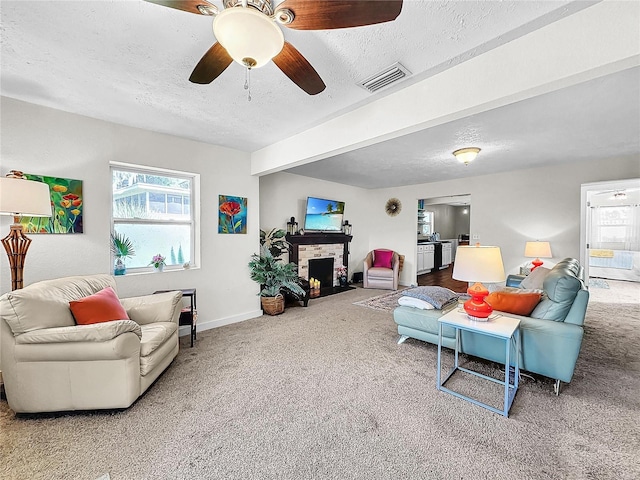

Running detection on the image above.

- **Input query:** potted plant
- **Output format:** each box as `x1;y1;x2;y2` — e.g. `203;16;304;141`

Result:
149;254;166;273
249;243;304;316
110;232;135;276
260;228;289;258
337;265;348;287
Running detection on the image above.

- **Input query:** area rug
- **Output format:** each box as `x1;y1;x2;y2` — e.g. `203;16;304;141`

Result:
353;290;404;311
589;278;610;289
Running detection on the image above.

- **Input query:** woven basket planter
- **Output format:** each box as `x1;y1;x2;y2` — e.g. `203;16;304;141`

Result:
261;294;285;316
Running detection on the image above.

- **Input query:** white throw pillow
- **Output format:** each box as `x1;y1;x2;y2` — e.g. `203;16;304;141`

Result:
397;296;435;310
520;266;551;290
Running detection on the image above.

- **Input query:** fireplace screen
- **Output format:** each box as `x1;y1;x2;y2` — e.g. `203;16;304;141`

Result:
308;257;335;288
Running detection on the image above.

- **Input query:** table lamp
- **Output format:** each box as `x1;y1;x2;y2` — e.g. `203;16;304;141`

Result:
452;245;506;321
0;172;52;290
524;241;552;271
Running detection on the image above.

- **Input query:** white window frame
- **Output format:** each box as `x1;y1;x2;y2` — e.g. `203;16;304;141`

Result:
110;161;200;273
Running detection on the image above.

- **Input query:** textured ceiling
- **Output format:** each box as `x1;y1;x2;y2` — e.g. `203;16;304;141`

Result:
2;1;634;189
285;67;640;188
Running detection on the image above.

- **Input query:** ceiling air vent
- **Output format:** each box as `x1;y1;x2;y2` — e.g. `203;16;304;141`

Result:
358;62;411;93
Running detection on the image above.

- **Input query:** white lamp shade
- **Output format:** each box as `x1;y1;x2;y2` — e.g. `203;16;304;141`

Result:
524;241;552;258
0;177;52;217
213;7;284;68
452;245;505;283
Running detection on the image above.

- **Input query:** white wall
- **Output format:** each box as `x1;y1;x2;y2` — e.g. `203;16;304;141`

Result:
260;156;640;286
259;172;373;280
1;97;262;330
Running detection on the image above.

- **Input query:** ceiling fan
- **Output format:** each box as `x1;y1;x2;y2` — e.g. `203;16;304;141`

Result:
145;0;403;95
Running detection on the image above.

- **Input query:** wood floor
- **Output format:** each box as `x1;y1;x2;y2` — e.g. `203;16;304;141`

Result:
417;264;468;292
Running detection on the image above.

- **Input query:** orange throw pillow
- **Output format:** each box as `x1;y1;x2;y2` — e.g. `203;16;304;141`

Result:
69;286;129;325
486;290;542;316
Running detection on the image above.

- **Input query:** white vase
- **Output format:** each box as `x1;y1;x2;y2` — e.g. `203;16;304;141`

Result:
154;264;164;273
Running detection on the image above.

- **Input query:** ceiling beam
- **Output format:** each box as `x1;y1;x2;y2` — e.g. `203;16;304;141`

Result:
251;0;640;176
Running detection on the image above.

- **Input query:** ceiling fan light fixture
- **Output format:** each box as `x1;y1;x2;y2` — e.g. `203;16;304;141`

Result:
453;147;481;165
197;3;218;15
213;7;284;69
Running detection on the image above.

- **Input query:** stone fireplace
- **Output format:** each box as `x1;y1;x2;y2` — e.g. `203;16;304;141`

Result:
286;233;353;289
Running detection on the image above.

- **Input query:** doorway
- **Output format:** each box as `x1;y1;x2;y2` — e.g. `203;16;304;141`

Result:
581;179;640;284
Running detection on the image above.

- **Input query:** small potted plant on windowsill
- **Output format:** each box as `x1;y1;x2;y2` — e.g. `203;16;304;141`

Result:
110;232;135;276
149;254;166;273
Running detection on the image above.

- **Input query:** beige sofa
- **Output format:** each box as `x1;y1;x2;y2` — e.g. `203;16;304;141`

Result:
0;274;182;413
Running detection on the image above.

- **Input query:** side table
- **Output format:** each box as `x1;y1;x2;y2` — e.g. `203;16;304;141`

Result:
154;288;197;347
436;309;521;417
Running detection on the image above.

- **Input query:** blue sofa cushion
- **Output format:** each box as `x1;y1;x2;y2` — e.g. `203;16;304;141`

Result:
401;286;459;309
530;268;583;321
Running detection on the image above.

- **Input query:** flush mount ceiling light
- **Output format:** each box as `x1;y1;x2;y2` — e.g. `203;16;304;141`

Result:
453;147;481;165
610;191;628;200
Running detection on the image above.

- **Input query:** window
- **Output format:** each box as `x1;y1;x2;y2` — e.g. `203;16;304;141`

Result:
111;164;198;271
590;204;640;251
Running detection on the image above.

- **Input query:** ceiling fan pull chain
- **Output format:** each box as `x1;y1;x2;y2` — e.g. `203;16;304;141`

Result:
244;67;252;102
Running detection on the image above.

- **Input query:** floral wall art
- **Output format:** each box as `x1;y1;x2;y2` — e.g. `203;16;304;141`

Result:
218;195;247;234
20;174;84;234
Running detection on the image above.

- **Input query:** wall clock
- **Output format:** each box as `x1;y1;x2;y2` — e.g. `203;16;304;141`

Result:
385;198;402;216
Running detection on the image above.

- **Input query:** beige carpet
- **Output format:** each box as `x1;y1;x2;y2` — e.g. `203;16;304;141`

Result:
1;283;639;480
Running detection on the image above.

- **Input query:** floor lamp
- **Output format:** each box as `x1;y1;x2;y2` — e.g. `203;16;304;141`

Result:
0;173;52;290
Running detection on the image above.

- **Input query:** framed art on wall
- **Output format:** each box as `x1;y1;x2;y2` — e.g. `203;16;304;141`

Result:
20;174;83;234
218;195;247;234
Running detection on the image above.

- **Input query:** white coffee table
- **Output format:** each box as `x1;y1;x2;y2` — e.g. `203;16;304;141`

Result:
436;309;521;417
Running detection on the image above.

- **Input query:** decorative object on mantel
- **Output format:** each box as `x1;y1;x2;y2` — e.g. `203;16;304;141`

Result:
385;198;402;216
149;254;166;273
19;172;83;234
286;217;298;235
110;231;135;276
452;245;506;321
0;171;52;290
342;220;352;235
218;195;247;234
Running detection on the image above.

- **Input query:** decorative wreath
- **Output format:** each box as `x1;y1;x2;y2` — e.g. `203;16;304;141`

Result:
385;198;402;217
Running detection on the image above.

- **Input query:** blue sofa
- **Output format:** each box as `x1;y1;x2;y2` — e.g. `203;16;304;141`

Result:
393;258;589;394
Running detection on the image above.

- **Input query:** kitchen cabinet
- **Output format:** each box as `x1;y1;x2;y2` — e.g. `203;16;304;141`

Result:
417;243;435;274
442;243;452;266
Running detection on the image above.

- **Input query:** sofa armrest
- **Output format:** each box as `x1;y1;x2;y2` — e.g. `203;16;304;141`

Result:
14;320;141;344
506;274;525;288
364;252;373;271
121;291;183;325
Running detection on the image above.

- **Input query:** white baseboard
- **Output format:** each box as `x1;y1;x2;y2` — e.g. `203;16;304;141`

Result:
178;309;263;337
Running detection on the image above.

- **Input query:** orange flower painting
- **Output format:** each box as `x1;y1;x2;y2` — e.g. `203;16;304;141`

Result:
218;195;247;234
20;174;83;234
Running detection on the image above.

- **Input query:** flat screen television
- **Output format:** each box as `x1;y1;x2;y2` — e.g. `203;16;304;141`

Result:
303;196;345;232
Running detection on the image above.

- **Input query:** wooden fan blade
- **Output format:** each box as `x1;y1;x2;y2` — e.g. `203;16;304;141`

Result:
189;43;233;84
277;0;403;30
272;42;326;95
144;0;217;16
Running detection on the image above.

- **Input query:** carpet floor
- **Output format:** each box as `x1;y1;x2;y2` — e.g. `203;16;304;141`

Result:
1;282;639;480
